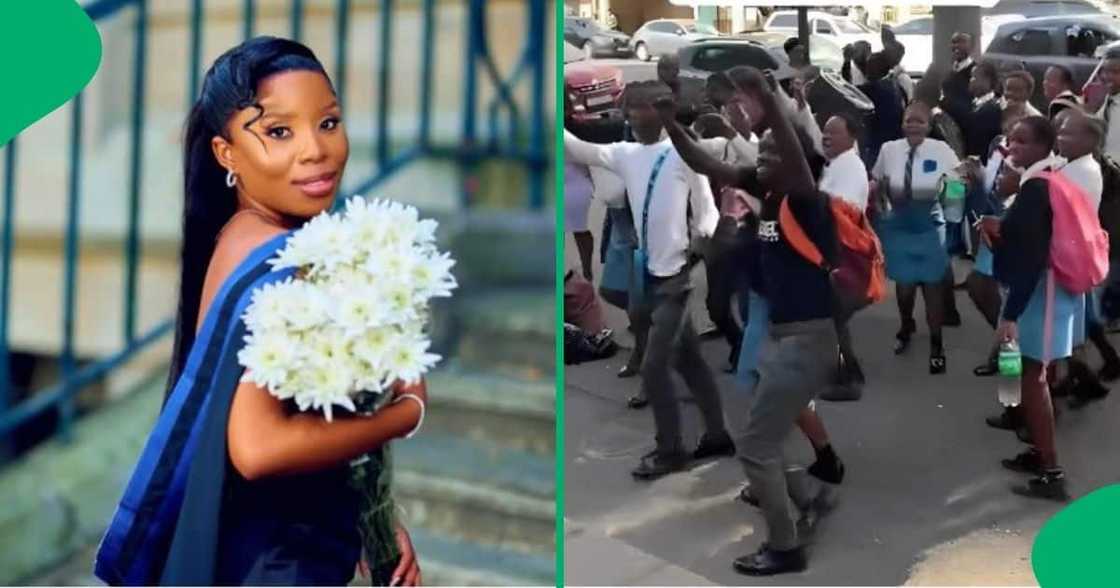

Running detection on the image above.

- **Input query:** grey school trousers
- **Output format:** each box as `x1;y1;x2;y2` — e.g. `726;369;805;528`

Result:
631;268;727;456
737;318;838;551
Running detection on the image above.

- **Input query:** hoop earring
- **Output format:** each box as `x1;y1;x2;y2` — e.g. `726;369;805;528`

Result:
225;170;238;188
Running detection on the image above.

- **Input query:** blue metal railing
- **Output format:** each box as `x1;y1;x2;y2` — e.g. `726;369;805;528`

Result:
0;0;547;443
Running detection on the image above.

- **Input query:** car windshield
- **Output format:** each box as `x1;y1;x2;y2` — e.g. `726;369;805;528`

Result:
686;23;720;35
834;19;867;34
893;18;932;35
570;18;606;33
770;14;797;28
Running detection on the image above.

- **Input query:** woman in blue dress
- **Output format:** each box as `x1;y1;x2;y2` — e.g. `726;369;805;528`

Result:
992;116;1073;501
95;38;424;586
871;102;960;374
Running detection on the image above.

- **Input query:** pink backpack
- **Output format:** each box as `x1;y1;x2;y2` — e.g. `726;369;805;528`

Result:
1041;171;1109;295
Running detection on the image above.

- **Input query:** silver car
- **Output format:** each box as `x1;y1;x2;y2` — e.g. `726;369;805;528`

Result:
631;19;720;62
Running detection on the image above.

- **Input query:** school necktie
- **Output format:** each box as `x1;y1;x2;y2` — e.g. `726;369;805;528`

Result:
903;144;917;201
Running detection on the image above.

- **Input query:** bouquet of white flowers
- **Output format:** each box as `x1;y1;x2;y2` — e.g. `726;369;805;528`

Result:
237;196;457;420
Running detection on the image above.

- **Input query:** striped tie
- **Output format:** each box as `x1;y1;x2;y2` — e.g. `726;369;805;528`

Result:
903;144;917;201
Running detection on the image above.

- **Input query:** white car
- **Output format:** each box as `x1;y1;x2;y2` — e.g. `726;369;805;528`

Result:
764;10;881;52
631;19;721;62
890;14;1021;78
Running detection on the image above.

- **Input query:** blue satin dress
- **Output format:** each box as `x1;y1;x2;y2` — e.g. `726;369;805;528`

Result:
95;232;388;586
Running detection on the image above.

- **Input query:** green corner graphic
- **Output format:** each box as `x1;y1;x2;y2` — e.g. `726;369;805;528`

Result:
0;0;102;146
1032;483;1120;587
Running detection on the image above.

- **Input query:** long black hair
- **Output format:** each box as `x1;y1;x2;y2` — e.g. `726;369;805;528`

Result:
167;37;332;401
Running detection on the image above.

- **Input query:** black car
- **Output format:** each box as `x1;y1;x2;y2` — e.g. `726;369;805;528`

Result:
677;39;873;129
983;0;1101;18
983;14;1120;108
564;17;632;59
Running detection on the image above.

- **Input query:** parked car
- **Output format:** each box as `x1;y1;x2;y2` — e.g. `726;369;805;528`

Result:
983;14;1120;108
631;19;721;62
763;10;880;52
564;16;632;60
984;0;1100;18
736;32;846;73
564;61;624;126
889;15;1019;79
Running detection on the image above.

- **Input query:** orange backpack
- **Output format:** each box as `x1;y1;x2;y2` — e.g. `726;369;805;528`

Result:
778;197;887;318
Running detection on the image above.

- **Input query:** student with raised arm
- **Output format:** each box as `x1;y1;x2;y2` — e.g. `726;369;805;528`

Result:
563;81;735;481
679;66;845;576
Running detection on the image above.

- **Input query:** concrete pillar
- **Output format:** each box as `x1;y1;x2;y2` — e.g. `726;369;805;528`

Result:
932;6;982;72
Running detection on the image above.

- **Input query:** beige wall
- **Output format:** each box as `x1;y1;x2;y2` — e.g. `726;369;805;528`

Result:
611;0;692;35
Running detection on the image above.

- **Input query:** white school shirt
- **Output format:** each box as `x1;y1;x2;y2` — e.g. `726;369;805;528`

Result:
1096;95;1120;159
871;138;960;202
1058;154;1103;211
820;146;870;211
564;130;719;277
1020;155;1062;187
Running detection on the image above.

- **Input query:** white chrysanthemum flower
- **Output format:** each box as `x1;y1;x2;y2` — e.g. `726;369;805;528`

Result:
292;360;356;422
278;282;330;331
238;331;301;394
241;195;454;420
415;218;439;245
382;282;419;325
412;251;458;299
383;328;441;385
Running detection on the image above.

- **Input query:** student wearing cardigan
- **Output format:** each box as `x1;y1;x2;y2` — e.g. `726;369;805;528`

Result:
991;116;1072;501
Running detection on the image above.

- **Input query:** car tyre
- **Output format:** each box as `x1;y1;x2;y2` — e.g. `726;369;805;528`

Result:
635;42;650;62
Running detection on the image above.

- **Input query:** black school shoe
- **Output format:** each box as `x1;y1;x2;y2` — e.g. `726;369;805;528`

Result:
693;432;736;460
986;406;1021;431
929;352;947;375
1011;469;1070;501
631;451;689;481
1099;360;1120;382
807;446;845;484
1001;448;1043;474
974;360;999;377
733;545;807;576
1068;380;1110;409
627;393;648;409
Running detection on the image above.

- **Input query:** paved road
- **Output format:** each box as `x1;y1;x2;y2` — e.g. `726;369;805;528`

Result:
562;203;1120;586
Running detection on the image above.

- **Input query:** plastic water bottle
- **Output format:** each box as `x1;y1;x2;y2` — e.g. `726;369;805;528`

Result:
940;171;968;224
997;341;1022;407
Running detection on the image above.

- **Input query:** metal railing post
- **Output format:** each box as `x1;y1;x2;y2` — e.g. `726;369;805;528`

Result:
188;0;203;105
0;140;16;412
60;93;85;443
528;0;545;209
334;0;349;110
376;0;393;166
291;0;304;42
418;0;434;149
243;0;255;41
125;0;147;345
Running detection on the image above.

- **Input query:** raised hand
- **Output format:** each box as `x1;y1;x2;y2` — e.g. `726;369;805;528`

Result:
653;94;678;121
719;187;753;220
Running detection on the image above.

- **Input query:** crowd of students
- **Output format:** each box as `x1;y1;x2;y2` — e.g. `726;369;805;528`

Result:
563;31;1120;577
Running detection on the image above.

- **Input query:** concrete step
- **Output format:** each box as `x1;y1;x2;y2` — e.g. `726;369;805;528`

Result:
424;366;554;456
407;527;554;586
453;288;555;380
393;432;554;554
444;211;555;290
